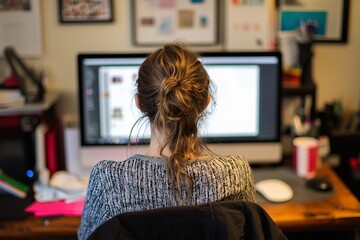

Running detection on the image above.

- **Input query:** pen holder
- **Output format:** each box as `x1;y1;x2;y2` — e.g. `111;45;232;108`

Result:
298;42;314;85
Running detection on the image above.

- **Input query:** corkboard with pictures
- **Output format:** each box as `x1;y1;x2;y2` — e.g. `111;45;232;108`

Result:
0;0;43;57
132;0;219;46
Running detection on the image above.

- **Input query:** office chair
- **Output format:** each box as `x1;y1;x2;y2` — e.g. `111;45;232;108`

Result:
89;201;287;240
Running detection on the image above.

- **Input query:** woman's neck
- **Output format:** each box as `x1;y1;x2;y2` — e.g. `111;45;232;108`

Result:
144;126;206;159
144;127;171;158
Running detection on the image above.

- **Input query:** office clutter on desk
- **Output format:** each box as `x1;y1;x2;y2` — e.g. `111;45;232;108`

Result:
319;99;360;134
329;130;360;198
318;99;359;162
279;20;317;87
292;137;319;179
289;95;322;139
282;67;301;88
0;169;29;198
297;19;317;85
291;114;320;138
306;177;333;192
25;199;85;217
26;170;87;217
34;170;87;203
253;167;334;204
312;99;360;198
255;178;294;203
0;89;25;108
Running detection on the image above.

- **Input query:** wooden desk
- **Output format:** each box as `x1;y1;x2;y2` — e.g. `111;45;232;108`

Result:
0;216;80;240
261;163;360;232
0;163;359;239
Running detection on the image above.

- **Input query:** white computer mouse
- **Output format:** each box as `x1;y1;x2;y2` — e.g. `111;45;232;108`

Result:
255;179;294;203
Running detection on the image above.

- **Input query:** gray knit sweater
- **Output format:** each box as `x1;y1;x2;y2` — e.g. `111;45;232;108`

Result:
78;154;256;240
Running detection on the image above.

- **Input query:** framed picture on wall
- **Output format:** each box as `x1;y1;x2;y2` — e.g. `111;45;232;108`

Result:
278;0;350;43
0;0;43;57
58;0;113;23
132;0;219;46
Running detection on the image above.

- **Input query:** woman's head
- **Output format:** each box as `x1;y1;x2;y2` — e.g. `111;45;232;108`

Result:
137;43;210;125
136;42;212;190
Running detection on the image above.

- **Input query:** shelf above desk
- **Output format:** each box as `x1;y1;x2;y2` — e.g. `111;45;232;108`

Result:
282;83;316;96
0;93;59;116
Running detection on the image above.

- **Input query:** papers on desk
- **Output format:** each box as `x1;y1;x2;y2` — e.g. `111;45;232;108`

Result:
25;170;88;217
34;170;87;203
25;181;86;217
25;199;85;217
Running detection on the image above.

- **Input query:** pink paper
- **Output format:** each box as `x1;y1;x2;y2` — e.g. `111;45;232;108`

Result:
25;199;85;217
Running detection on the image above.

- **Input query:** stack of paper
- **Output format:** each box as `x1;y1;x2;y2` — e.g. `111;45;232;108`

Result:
0;89;25;108
25;171;87;217
25;199;85;217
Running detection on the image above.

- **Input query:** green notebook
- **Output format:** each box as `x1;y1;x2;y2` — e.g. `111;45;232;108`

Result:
0;170;29;199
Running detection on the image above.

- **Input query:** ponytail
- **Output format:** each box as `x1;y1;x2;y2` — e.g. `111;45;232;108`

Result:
136;42;212;196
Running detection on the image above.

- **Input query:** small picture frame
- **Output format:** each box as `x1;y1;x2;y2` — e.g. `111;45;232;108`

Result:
58;0;113;23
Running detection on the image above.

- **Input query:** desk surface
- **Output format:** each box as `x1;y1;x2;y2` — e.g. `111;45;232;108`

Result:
261;163;360;231
0;163;359;239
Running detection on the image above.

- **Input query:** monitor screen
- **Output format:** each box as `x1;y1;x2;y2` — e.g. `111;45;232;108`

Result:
78;51;282;167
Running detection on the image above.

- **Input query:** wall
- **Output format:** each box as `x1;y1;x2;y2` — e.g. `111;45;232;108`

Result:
314;1;360;114
2;0;360;120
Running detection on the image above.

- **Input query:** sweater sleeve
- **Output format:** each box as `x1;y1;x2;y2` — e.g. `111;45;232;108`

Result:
78;161;110;240
239;157;256;202
230;155;256;203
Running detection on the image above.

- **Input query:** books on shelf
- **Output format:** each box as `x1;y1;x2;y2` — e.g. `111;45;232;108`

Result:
0;170;29;198
282;67;302;88
0;89;25;108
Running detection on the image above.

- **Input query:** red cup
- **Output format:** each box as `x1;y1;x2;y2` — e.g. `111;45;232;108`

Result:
293;137;319;178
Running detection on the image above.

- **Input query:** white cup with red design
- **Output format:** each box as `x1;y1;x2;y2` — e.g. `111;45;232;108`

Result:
293;137;319;178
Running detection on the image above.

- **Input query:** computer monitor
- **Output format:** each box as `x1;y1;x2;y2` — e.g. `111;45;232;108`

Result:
78;51;282;168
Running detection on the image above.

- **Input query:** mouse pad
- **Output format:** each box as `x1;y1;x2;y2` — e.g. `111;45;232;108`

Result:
252;166;334;204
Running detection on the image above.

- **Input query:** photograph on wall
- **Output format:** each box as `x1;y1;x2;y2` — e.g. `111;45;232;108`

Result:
279;0;349;43
0;0;42;57
58;0;113;23
225;0;275;50
132;0;218;46
0;0;31;10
